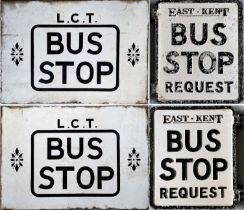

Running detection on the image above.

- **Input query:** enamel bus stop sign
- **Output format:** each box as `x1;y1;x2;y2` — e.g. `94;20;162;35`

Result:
151;108;235;208
1;0;149;104
1;106;148;209
155;0;242;103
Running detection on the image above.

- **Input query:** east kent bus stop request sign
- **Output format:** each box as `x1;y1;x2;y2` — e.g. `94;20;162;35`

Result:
151;108;235;208
155;0;242;103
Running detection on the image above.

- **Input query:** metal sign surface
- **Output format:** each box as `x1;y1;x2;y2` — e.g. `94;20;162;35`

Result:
1;0;149;104
31;25;119;91
1;106;149;209
151;108;235;208
155;0;242;103
31;130;120;197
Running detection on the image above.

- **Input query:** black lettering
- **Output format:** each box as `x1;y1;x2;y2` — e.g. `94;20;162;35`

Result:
57;119;65;128
77;167;94;189
163;51;179;74
86;118;94;128
185;130;202;152
39;166;54;189
88;137;103;159
57;13;64;23
209;187;217;198
218;52;234;74
87;32;102;55
219;186;227;198
47;32;64;54
47;138;64;159
206;129;221;152
200;187;208;198
199;51;216;74
167;130;182;152
86;13;94;23
71;119;79;128
225;81;234;93
56;166;75;189
71;13;79;23
39;61;54;84
184;82;194;93
97;166;114;189
211;23;227;46
165;82;173;93
194;159;211;180
213;158;228;180
97;62;113;84
176;158;193;180
67;32;83;54
190;23;208;45
172;23;187;45
179;187;188;198
160;188;168;198
56;61;74;84
160;158;176;181
181;51;198;74
215;81;224;93
76;62;94;84
67;137;84;159
169;187;178;198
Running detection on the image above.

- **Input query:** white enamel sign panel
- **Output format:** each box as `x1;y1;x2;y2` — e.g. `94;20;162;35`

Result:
156;0;242;102
152;108;234;207
1;0;149;104
1;106;149;209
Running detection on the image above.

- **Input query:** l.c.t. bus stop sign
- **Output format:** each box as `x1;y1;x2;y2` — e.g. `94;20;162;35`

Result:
1;0;149;104
1;106;149;209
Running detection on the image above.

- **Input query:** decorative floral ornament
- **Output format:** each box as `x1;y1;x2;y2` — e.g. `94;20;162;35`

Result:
10;148;24;172
127;43;140;67
128;148;141;171
11;42;24;66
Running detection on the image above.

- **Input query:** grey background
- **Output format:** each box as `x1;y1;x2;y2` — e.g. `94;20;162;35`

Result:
0;0;243;209
235;105;244;209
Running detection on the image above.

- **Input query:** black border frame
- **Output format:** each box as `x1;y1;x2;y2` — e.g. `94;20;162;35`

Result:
31;25;120;92
154;0;243;104
31;129;120;197
150;106;237;209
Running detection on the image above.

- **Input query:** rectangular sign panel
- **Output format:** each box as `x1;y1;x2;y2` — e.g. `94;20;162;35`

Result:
155;0;242;103
152;108;235;208
31;25;119;91
1;106;148;209
1;0;149;104
31;130;119;197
